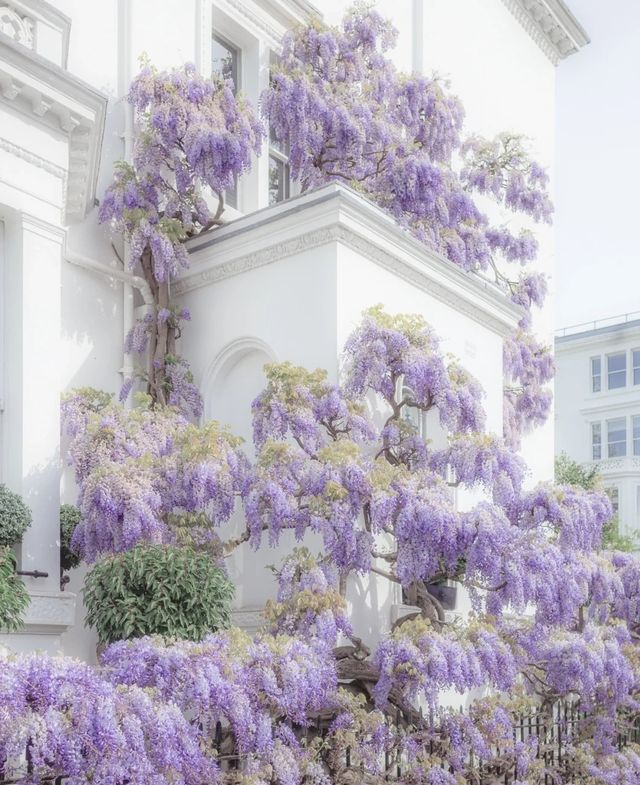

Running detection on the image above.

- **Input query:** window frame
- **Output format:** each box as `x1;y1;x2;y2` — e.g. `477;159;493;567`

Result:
633;414;640;457
607;416;627;458
590;355;601;393
606;486;620;517
633;348;640;386
211;32;242;210
267;50;292;205
607;351;627;390
591;421;602;461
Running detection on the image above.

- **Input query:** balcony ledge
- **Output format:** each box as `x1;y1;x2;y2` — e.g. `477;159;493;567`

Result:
182;183;522;339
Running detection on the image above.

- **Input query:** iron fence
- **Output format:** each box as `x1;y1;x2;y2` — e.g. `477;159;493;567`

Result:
2;701;640;784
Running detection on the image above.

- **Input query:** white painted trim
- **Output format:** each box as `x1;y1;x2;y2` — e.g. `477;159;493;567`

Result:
501;0;589;65
0;590;76;636
0;35;107;222
180;184;522;339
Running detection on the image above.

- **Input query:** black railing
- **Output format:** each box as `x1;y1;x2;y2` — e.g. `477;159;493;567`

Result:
2;701;639;784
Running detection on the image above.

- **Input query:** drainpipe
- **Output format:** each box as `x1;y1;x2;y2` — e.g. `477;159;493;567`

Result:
64;247;153;309
119;0;135;404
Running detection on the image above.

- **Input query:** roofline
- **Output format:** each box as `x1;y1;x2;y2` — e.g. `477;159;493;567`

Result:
501;0;590;65
555;317;640;346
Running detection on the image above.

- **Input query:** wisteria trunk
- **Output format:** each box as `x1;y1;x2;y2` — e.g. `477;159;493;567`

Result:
140;248;175;407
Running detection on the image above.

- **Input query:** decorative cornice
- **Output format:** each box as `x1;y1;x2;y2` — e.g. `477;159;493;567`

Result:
0;0;70;67
179;185;522;339
217;0;319;47
0;135;65;179
0;4;33;48
501;0;589;65
0;34;106;222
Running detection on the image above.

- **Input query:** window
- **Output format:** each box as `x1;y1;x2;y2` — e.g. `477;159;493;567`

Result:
633;349;640;385
212;34;239;88
401;385;426;440
591;356;601;392
268;51;291;205
607;352;626;390
606;486;620;517
634;415;640;457
212;34;240;209
591;422;602;460
607;417;627;458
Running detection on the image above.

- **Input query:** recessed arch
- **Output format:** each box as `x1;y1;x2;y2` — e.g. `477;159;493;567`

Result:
202;336;278;445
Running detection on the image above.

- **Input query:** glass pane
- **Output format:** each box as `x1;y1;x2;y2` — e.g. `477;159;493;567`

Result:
269;155;290;205
592;422;601;460
607;418;626;457
591;357;601;392
634;416;640;456
606;486;619;515
608;353;626;389
634;350;640;384
212;35;239;90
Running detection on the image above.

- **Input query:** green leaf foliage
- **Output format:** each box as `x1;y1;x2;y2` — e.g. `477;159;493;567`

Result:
0;546;29;631
60;504;82;573
83;544;234;644
554;453;636;552
0;484;32;547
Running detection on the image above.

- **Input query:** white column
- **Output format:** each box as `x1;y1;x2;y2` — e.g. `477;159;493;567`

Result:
3;213;64;594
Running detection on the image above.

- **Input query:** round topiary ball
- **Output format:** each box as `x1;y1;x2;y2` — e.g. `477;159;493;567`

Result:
0;485;32;547
60;504;82;572
84;544;234;644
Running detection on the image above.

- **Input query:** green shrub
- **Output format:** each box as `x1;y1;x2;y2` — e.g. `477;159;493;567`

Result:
0;485;31;547
84;544;234;644
0;547;29;631
60;504;82;572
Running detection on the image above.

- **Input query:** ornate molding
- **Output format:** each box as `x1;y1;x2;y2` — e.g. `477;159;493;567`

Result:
501;0;589;65
0;135;65;179
0;35;107;222
178;186;522;339
0;4;34;48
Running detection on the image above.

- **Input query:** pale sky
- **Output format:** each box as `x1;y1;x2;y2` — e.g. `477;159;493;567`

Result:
555;0;640;329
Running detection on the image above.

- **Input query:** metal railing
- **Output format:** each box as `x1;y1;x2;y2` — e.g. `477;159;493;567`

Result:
2;701;639;785
555;310;640;338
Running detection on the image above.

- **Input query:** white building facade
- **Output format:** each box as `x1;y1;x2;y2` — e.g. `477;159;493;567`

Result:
555;314;640;541
0;0;587;658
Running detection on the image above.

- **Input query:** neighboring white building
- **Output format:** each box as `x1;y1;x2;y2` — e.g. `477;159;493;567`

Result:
555;313;640;540
0;0;587;658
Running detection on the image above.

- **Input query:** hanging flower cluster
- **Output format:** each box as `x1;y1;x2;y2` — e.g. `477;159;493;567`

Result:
263;6;554;449
99;63;264;415
62;391;248;562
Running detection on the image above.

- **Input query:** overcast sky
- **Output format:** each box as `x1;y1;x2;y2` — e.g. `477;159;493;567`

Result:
555;0;640;329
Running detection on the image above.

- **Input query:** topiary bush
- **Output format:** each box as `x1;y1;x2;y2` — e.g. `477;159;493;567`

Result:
60;504;82;573
84;544;234;644
0;484;31;546
0;546;29;631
